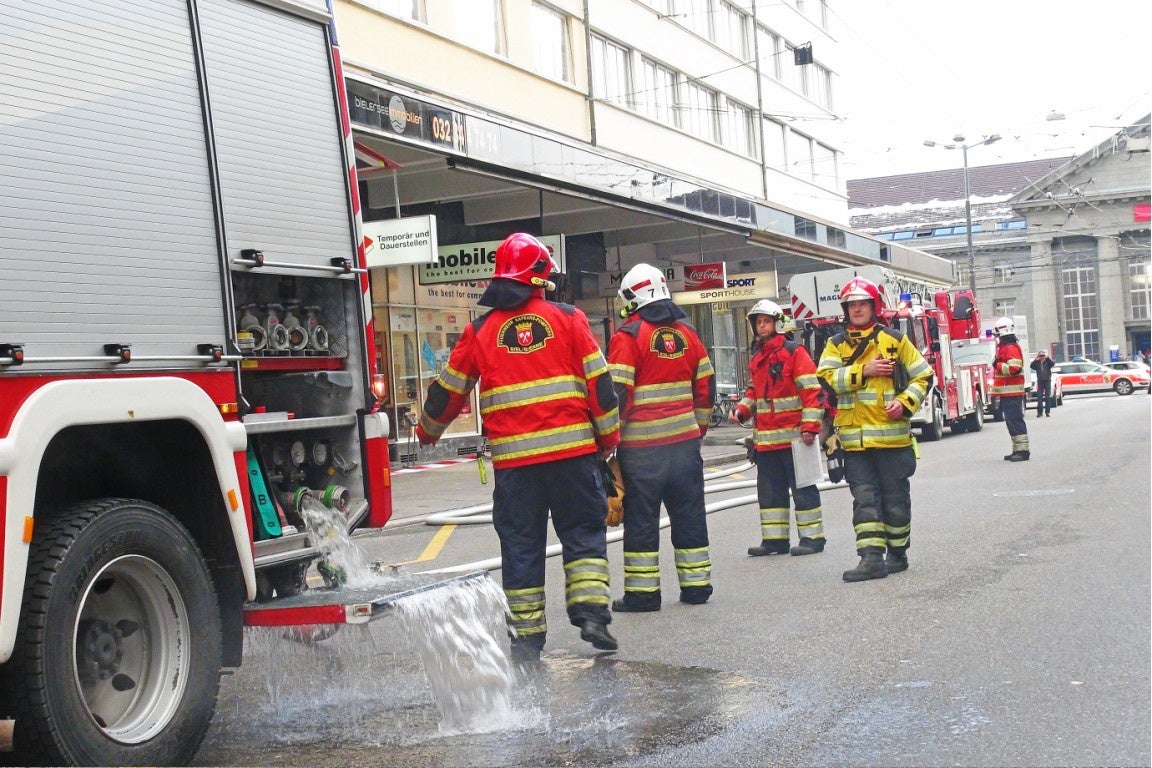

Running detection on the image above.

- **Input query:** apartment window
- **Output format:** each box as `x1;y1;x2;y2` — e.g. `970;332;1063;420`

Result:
1063;265;1100;361
812;64;833;110
812;142;836;187
725;100;756;158
680;80;719;143
358;0;425;21
531;3;572;83
679;0;714;40
762;117;786;170
993;299;1016;317
756;26;782;80
1130;256;1150;320
452;0;505;56
782;44;803;93
717;2;750;61
787;129;814;181
590;35;633;108
993;264;1014;284
640;58;679;126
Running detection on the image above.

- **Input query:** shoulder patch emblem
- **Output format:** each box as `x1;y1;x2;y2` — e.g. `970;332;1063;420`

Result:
497;313;555;354
650;326;689;359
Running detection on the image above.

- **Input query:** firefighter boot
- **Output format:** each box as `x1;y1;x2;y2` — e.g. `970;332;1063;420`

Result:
612;591;661;613
579;620;618;652
509;639;542;665
747;539;790;556
790;538;826;556
885;547;909;574
679;585;713;605
842;551;887;582
1007;450;1030;462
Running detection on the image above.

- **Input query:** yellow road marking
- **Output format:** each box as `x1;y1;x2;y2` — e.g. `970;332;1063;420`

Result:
411;523;457;563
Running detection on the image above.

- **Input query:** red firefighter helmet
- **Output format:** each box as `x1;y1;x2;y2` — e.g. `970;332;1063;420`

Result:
839;276;885;317
493;232;556;288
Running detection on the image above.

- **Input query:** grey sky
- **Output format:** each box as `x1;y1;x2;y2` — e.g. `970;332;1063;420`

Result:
830;0;1151;179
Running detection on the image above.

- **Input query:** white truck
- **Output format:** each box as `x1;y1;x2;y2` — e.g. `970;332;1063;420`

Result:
0;1;421;764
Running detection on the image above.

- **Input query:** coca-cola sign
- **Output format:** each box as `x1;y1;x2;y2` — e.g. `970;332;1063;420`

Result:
683;262;727;290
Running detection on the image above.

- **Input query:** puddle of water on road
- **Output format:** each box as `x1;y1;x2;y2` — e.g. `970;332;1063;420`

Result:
198;645;761;767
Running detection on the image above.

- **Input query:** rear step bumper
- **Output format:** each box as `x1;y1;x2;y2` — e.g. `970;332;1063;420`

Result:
243;570;492;627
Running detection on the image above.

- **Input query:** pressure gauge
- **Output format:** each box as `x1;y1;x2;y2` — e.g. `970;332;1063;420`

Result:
310;440;330;467
289;440;306;467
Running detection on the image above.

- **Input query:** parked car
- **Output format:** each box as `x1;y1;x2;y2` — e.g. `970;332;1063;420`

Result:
1052;360;1151;396
1102;360;1152;374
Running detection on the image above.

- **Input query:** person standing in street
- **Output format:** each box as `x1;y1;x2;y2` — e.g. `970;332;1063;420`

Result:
415;232;621;663
1030;350;1055;417
992;316;1029;460
607;263;715;612
733;300;827;558
817;277;933;582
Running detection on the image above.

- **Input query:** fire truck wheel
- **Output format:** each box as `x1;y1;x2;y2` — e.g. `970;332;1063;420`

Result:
3;498;222;767
920;395;944;442
965;393;985;432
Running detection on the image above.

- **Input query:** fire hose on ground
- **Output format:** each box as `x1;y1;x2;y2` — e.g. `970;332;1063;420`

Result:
411;460;848;576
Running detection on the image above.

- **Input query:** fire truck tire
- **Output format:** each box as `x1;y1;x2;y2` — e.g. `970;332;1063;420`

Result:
965;393;985;432
2;498;222;767
920;395;944;442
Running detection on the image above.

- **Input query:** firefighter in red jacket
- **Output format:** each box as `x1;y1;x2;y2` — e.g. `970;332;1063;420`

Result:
733;300;827;557
992;316;1029;461
415;233;621;663
607;263;715;612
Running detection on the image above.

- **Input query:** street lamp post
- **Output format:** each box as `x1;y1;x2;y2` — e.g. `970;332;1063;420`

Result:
923;133;1001;293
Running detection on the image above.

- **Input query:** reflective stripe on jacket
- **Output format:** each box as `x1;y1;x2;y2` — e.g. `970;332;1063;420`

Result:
817;324;933;451
608;316;714;448
740;335;824;451
419;297;620;468
993;339;1026;397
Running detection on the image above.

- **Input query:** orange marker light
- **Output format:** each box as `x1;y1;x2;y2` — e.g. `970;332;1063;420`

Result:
23;516;34;543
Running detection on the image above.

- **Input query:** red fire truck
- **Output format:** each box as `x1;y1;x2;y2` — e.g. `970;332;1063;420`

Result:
789;266;990;441
0;1;436;764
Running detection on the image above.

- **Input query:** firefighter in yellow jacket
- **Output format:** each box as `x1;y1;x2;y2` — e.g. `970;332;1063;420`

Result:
817;277;933;582
416;233;621;662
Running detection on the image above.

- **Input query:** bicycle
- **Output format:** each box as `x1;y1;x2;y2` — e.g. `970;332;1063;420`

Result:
709;392;751;428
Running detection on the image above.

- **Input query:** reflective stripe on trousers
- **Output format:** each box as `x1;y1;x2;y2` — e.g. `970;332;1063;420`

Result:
843;445;916;554
618;439;711;593
753;448;824;542
492;453;613;639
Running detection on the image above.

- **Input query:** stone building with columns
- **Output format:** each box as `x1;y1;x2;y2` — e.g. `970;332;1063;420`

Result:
848;116;1151;363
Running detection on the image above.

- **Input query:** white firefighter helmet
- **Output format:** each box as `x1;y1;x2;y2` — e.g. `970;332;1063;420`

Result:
993;316;1015;337
618;263;670;315
747;299;787;335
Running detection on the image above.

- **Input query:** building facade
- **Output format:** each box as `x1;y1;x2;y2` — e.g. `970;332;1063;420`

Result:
331;0;955;460
849;117;1151;364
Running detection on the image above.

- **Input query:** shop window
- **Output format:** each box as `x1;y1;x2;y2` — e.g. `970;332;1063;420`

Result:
418;309;478;436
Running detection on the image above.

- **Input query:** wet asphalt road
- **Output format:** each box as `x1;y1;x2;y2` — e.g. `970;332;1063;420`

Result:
195;393;1151;767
